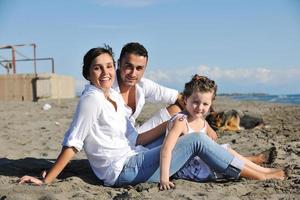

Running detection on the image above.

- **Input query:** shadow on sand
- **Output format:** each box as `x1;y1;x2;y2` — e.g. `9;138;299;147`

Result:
0;157;101;185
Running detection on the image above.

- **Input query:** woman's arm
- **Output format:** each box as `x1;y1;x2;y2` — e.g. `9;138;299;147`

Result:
136;121;168;146
18;147;77;185
18;92;99;186
159;118;185;190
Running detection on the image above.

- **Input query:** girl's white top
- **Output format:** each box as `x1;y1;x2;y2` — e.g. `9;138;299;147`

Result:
166;112;208;135
62;84;147;186
166;112;213;180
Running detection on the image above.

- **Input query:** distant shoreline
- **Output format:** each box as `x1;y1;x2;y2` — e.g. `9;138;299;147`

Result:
75;91;300;105
218;93;300;105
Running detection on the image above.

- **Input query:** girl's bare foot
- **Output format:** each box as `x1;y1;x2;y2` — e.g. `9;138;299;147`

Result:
264;168;284;174
265;169;285;180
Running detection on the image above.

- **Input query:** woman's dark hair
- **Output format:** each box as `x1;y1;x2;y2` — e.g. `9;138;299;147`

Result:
82;45;115;80
183;74;217;101
119;42;148;63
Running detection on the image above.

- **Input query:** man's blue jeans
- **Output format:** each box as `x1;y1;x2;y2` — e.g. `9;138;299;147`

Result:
115;133;241;186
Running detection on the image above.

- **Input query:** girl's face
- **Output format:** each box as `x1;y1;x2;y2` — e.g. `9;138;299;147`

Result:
185;91;213;119
89;53;115;92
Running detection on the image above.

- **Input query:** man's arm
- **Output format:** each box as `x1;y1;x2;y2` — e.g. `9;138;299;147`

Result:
167;93;184;117
142;78;178;104
136;121;168;146
166;104;182;118
174;93;185;110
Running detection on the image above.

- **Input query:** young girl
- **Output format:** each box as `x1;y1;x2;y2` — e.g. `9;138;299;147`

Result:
160;75;285;190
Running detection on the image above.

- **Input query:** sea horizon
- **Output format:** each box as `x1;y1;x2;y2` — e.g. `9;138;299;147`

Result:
75;89;300;105
218;93;300;105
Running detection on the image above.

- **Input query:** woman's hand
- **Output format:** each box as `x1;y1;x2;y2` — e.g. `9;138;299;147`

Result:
159;179;175;190
18;175;44;186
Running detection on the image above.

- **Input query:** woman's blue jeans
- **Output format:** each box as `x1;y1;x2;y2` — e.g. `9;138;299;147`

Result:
115;133;241;186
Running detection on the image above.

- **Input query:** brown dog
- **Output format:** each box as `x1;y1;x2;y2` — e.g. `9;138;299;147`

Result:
206;109;241;132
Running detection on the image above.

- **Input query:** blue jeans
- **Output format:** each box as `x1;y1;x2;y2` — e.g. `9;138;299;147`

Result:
144;134;165;149
115;133;241;186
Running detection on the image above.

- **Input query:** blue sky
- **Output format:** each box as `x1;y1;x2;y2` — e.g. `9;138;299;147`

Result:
0;0;300;94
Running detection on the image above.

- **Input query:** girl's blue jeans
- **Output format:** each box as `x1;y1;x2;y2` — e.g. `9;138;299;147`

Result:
115;133;241;186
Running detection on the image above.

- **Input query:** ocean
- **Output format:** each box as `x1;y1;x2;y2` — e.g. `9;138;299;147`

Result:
219;94;300;105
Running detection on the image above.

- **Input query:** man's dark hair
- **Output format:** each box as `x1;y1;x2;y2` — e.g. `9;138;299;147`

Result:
119;42;148;62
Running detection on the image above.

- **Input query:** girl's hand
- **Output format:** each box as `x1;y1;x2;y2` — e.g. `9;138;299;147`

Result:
206;122;218;141
18;175;44;186
206;130;218;141
159;179;175;190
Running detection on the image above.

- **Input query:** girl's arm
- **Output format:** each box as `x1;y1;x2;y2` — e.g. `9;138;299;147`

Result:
18;147;77;185
206;120;218;141
159;117;185;190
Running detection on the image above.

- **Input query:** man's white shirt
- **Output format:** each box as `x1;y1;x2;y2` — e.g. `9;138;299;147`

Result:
112;75;178;127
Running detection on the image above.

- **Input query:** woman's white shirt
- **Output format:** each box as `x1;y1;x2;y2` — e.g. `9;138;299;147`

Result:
62;84;147;186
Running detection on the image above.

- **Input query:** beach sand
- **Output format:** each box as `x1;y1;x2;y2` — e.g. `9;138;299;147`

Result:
0;97;299;200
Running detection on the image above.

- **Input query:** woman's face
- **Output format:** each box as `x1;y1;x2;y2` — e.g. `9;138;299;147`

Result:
185;91;213;119
89;53;115;92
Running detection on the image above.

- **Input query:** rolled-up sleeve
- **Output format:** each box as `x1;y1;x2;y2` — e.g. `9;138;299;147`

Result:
142;78;178;104
125;118;139;145
62;94;100;151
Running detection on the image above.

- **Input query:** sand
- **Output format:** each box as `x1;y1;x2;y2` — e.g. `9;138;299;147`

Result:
0;97;299;200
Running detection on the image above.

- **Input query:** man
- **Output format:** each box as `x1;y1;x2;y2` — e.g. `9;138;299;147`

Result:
111;42;274;166
112;42;218;142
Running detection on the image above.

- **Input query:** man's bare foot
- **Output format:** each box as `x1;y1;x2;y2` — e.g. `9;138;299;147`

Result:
249;147;277;165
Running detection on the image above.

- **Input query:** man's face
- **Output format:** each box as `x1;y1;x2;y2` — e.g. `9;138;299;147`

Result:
118;53;147;87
